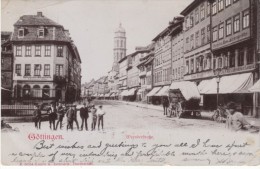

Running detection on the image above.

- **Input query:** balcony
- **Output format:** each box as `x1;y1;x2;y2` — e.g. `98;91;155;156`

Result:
53;75;67;85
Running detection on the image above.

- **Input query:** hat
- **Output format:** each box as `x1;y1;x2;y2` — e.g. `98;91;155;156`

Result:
83;102;86;106
225;102;236;110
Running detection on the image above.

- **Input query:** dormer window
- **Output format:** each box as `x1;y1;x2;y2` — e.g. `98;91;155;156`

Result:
38;29;44;38
18;28;24;38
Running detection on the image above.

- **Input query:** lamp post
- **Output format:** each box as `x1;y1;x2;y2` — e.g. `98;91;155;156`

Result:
214;68;221;108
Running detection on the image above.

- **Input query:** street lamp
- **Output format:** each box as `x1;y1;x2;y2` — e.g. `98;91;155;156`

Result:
214;68;221;108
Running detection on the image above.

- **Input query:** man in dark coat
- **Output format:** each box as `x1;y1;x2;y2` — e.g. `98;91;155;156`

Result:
48;102;57;130
162;97;169;116
66;106;74;130
55;102;65;130
80;102;89;131
33;104;42;129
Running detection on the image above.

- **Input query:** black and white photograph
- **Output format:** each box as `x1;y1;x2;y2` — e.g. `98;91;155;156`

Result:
1;0;260;166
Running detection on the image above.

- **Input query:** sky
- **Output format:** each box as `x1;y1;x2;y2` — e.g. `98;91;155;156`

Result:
1;0;193;84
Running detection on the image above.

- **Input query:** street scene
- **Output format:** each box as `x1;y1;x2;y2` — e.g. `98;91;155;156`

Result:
1;0;260;166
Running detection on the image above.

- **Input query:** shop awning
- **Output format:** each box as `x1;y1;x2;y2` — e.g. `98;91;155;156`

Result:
104;93;110;97
120;90;128;96
110;93;116;97
249;79;260;92
126;88;136;96
170;81;200;100
198;73;253;94
146;87;162;97
154;86;169;96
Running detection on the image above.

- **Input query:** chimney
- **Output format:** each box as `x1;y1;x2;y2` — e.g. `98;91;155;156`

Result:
37;12;43;17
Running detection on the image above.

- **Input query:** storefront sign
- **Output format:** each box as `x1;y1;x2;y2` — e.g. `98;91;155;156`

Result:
212;29;250;50
23;76;52;81
215;64;256;76
184;70;214;80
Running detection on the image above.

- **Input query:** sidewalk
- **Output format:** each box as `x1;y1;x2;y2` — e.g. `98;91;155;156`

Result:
108;100;260;127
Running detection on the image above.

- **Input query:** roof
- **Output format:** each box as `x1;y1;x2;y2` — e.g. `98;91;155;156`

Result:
152;26;169;41
1;31;12;36
14;13;62;27
118;55;128;63
180;0;203;16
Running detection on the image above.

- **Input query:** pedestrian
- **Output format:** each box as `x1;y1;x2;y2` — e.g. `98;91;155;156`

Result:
97;105;106;131
162;97;169;116
89;105;97;130
225;102;252;131
33;104;42;129
80;102;89;131
55;102;65;130
66;106;74;131
48;102;57;130
72;104;80;130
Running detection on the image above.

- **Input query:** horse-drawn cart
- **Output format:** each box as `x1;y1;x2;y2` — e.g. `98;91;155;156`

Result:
167;81;201;118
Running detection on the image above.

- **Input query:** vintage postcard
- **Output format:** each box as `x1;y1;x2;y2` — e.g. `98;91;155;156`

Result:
1;0;260;166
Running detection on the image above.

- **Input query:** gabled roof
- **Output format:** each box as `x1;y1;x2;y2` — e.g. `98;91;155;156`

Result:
14;13;62;27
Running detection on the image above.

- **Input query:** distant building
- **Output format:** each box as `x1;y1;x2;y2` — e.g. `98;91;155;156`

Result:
1;32;13;104
118;56;128;94
11;12;81;104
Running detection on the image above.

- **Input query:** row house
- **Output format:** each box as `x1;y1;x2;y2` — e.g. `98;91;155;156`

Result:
11;12;81;104
1;32;13;104
118;55;128;94
206;0;259;116
137;43;155;102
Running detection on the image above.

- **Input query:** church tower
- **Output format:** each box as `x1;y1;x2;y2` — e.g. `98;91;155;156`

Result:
112;23;126;72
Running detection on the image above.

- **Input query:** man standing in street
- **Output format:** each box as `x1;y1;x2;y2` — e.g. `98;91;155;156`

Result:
97;105;106;131
56;102;65;130
80;102;89;131
33;104;42;129
72;104;80;130
162;97;169;116
66;106;74;130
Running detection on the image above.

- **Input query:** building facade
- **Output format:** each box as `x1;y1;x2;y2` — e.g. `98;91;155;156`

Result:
207;0;258;116
1;32;13;104
11;12;81;104
118;56;128;94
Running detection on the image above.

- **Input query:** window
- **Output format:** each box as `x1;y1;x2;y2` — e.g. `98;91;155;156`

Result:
234;14;240;33
35;45;41;56
229;50;235;67
218;23;224;39
238;49;244;66
25;64;31;76
201;28;205;45
196;57;200;72
226;18;232;36
218;57;223;68
195;31;200;47
38;29;44;38
243;10;250;29
207;2;211;16
212;1;217;15
207;25;211;43
44;64;50;76
34;64;41;76
225;0;231;7
190;34;194;49
190;14;194;27
18;29;24;38
25;46;31;56
218;0;224;11
57;46;63;57
16;46;22;56
186;37;189;52
247;46;254;64
213;26;218;42
191;59;194;73
201;4;205;20
15;64;21;76
45;45;51;56
195;9;199;24
213;58;217;69
233;0;239;3
56;64;63;76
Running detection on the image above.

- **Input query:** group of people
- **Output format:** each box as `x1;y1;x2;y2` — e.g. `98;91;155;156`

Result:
33;101;106;131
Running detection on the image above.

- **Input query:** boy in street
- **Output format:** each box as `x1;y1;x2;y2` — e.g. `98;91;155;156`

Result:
33;104;42;129
56;102;65;130
97;105;106;131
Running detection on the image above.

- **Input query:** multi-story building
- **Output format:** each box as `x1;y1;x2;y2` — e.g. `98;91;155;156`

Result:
1;32;13;104
170;17;185;82
11;12;81;104
118;55;128;95
202;0;258;116
137;43;154;101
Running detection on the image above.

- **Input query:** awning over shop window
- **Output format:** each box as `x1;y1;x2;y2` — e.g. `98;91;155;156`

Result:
154;86;169;96
120;90;128;96
110;93;116;97
104;93;110;97
126;88;136;96
198;73;253;94
249;79;260;92
146;87;162;97
170;81;200;100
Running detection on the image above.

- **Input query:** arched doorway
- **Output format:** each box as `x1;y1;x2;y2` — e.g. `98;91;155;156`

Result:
55;86;62;101
14;85;22;98
32;85;41;98
42;85;50;99
22;85;31;98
